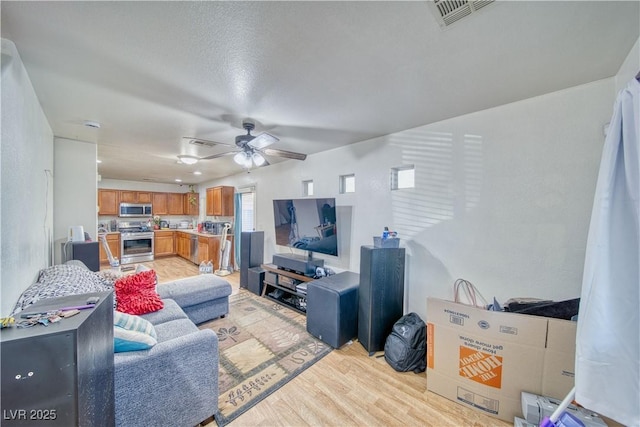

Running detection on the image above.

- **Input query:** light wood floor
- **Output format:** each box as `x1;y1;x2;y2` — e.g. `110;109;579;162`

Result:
137;256;512;427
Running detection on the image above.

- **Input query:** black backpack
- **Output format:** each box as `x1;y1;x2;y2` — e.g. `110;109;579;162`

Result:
384;312;427;373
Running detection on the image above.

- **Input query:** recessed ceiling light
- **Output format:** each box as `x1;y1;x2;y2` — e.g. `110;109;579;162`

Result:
175;178;182;183
177;155;199;165
193;171;202;175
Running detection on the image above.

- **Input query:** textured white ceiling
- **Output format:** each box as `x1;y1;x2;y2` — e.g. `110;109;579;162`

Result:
2;1;638;184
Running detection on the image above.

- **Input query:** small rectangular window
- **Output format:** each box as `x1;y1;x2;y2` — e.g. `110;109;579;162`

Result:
339;174;356;194
391;165;415;190
303;180;314;196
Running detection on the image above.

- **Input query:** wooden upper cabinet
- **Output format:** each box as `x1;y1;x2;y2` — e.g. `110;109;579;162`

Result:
119;191;135;203
120;191;151;204
152;193;168;215
98;189;119;215
137;192;152;203
206;186;234;216
167;193;184;215
184;192;199;217
206;188;215;216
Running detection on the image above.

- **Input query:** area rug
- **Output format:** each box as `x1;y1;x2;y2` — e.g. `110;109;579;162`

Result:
199;289;332;426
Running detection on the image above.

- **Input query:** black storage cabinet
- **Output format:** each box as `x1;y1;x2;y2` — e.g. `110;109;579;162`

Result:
1;291;115;426
358;245;405;355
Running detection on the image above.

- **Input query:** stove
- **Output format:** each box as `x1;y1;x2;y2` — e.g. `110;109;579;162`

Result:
118;221;152;234
118;221;154;264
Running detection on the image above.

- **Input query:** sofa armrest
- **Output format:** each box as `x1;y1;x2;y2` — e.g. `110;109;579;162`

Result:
114;329;218;427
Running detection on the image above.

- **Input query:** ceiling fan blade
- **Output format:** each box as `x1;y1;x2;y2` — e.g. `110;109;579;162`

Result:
248;132;279;150
262;148;307;161
200;151;238;160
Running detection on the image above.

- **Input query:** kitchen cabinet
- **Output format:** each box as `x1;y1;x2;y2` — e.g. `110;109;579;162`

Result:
154;231;175;257
99;233;120;264
167;193;184;215
98;189;119;216
120;191;152;204
206;186;234;216
137;192;152;203
184;192;199;217
198;236;211;264
176;232;191;260
152;192;168;215
196;234;234;269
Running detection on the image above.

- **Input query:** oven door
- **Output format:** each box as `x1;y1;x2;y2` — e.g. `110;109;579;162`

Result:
120;232;154;264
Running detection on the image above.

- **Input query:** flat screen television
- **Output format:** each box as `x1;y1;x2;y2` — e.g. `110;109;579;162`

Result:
272;197;338;257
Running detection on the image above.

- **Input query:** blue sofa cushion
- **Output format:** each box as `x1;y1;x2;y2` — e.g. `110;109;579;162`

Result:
114;311;158;353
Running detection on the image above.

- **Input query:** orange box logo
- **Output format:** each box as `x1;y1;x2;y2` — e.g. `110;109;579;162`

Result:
459;346;503;388
427;323;434;369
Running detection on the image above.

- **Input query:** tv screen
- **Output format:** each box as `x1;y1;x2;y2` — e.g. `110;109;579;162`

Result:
273;198;338;257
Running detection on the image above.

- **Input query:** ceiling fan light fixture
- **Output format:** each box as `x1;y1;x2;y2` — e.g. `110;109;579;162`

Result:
178;155;199;165
252;152;266;166
233;151;251;168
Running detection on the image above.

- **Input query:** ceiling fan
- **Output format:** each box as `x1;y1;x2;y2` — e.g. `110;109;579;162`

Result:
178;119;307;168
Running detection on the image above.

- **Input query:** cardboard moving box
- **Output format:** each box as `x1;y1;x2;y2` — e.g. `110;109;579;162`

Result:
426;297;577;422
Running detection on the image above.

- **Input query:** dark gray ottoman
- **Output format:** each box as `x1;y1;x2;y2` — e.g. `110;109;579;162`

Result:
306;271;360;348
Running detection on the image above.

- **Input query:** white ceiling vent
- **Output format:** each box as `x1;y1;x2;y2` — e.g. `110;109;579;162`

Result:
428;0;495;27
186;137;227;148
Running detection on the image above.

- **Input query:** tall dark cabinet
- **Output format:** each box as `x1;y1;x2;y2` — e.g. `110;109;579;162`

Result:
358;245;406;355
1;291;115;426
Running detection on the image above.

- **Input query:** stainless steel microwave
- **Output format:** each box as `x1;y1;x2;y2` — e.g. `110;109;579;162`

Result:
119;203;152;218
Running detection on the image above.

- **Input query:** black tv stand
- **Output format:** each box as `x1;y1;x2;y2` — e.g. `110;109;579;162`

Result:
272;253;324;277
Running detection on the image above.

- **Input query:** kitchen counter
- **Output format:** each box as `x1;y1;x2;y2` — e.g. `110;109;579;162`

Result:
157;229;227;237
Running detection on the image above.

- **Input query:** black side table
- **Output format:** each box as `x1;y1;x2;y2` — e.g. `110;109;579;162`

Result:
1;291;114;426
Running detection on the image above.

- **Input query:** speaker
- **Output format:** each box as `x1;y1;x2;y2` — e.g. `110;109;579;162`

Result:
248;267;266;296
306;271;360;348
358;246;405;355
60;241;100;272
240;231;264;288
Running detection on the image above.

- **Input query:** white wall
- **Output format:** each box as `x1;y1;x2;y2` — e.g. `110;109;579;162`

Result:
53;137;98;263
614;37;639;93
206;78;615;321
1;39;54;316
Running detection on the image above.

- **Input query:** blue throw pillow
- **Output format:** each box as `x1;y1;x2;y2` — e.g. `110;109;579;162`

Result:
114;311;157;352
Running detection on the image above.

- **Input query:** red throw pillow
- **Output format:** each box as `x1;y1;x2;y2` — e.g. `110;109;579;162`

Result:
114;270;164;315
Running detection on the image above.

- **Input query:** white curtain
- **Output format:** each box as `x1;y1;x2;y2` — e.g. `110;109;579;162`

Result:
575;77;639;427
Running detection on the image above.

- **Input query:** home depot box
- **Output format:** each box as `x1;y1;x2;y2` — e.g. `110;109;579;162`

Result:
426;298;576;422
542;318;577;398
